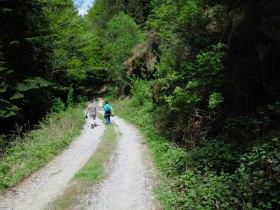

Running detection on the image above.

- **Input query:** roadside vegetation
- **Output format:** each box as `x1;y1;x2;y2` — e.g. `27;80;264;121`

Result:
0;103;85;192
112;78;280;209
48;115;117;209
1;0;279;209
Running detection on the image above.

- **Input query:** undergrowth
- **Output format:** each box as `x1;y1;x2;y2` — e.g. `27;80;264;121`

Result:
112;79;280;210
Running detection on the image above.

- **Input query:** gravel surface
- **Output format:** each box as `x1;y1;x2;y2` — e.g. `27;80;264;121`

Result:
88;116;160;210
0;100;160;210
0;102;105;210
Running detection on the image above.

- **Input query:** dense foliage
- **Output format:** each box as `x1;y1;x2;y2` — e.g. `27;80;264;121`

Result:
0;0;102;135
101;0;280;209
1;0;280;209
0;0;52;129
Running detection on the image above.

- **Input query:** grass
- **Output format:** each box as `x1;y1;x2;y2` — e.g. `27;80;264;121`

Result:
0;105;85;192
47;114;117;209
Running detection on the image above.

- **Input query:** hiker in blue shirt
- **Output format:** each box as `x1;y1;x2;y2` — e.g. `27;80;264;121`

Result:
103;101;113;124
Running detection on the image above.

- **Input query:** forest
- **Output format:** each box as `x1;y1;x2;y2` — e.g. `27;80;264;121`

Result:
0;0;280;209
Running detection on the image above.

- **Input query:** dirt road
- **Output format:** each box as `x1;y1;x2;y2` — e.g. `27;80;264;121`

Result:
0;117;105;210
0;101;159;210
88;116;159;210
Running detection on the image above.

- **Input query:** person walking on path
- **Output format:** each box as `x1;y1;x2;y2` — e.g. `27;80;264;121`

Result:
85;100;97;129
103;101;113;125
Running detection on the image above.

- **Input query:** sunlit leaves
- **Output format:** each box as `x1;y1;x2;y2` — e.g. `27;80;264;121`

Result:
164;86;201;111
10;93;24;100
208;92;223;109
102;12;144;88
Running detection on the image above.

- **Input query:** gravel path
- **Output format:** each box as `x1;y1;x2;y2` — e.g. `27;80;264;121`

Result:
0;101;160;210
88;116;159;210
0;106;105;210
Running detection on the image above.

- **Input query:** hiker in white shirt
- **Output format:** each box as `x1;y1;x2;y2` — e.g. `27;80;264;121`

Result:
85;100;97;129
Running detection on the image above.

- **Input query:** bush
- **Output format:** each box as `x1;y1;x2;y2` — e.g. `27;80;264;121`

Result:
66;85;74;108
230;137;280;209
52;97;65;113
223;102;280;145
174;170;234;210
188;140;239;173
129;79;152;104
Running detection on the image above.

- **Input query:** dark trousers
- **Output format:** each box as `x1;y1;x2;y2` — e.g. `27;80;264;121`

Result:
105;116;110;124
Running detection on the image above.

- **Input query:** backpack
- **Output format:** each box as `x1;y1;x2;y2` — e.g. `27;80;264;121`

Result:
104;104;112;115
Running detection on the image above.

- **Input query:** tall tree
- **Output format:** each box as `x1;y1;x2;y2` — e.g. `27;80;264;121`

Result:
0;0;52;132
46;0;105;96
87;0;151;27
102;12;144;94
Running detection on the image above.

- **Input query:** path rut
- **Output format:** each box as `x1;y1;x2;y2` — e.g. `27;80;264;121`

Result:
88;117;159;210
0;114;105;210
0;102;159;210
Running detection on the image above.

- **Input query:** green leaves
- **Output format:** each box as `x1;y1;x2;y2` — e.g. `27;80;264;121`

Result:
0;77;52;119
0;100;20;118
66;57;86;81
164;86;201;111
102;12;144;92
10;93;24;100
87;0;151;27
155;42;225;114
208;92;223;109
16;77;52;92
231;137;280;209
0;0;53;126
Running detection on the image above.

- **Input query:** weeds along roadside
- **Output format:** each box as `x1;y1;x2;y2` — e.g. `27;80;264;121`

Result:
47;114;117;209
112;96;280;209
0;104;85;192
111;98;190;209
111;98;234;209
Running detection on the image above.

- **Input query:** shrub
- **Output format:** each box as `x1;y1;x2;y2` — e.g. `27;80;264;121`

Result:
174;170;234;210
230;137;280;209
52;97;65;113
129;78;152;107
66;85;74;108
188;140;239;173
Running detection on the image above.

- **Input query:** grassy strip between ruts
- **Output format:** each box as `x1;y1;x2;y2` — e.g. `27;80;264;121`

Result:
47;114;117;209
0;105;85;192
